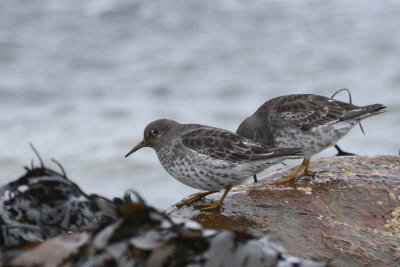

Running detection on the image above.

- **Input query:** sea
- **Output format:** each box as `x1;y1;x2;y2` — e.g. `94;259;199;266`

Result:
0;0;399;209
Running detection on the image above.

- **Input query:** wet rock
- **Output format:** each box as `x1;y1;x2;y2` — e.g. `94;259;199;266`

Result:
168;156;400;267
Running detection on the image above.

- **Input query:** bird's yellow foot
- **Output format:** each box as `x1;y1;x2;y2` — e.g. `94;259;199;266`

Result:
175;191;217;208
275;158;310;185
302;169;315;177
302;159;315;176
275;174;297;185
195;202;222;212
194;186;232;212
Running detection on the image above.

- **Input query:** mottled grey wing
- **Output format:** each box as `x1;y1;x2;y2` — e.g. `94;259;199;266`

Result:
267;94;361;131
181;127;300;162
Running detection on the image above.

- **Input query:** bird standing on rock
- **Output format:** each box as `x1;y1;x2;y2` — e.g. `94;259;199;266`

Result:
125;119;302;212
236;94;386;185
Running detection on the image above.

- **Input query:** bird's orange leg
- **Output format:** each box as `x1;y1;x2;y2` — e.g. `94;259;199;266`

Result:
195;186;232;212
275;159;308;185
175;190;218;208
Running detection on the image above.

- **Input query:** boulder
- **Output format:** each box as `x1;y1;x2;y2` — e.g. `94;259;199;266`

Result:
168;156;400;267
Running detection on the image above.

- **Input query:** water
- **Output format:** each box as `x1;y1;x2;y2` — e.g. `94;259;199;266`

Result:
0;0;399;209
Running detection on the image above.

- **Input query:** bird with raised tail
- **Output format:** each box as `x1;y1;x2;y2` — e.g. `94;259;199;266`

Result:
236;94;387;185
125;119;302;212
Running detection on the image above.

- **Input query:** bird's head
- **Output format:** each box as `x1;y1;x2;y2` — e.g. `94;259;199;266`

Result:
125;119;179;157
236;115;262;142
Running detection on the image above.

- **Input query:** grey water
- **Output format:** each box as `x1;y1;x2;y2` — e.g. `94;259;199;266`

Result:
1;0;399;209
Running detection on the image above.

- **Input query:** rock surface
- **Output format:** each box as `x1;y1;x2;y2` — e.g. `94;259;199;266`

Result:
168;156;400;267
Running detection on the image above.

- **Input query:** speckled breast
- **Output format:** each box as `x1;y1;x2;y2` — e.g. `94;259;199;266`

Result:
156;144;268;191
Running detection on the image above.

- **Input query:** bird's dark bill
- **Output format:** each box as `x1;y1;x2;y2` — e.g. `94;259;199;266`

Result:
125;140;147;157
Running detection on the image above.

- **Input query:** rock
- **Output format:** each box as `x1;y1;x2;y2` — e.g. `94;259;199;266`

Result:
1;160;324;267
168;156;400;267
4;204;325;267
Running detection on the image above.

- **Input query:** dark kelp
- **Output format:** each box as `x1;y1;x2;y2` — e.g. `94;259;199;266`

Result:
5;202;324;267
0;160;118;248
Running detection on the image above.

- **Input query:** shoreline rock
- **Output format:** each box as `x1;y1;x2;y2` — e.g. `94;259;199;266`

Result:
168;156;400;267
1;160;324;267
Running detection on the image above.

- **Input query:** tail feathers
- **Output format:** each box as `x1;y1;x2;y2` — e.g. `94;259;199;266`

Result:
364;104;387;115
251;147;302;161
344;104;387;121
358;104;387;120
288;148;304;157
278;148;303;159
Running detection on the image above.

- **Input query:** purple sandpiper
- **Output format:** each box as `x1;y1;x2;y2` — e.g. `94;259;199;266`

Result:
236;94;386;184
125;119;302;211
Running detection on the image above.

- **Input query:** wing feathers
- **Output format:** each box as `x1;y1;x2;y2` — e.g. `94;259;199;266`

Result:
262;94;384;131
181;127;301;162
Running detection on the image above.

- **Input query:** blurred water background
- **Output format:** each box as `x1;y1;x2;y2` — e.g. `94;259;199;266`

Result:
1;0;399;209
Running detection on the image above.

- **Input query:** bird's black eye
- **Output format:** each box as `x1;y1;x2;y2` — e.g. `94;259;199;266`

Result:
150;129;160;136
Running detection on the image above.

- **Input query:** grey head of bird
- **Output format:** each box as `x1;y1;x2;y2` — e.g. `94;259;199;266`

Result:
125;119;180;157
236;114;264;142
